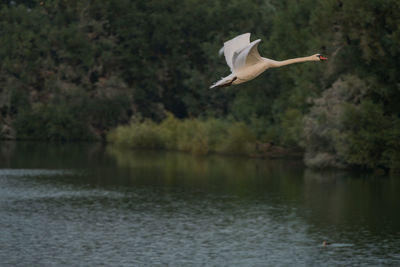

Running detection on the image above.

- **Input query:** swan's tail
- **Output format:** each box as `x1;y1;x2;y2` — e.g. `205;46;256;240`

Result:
210;74;237;89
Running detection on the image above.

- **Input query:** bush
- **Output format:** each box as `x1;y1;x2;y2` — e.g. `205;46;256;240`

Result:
14;104;92;141
339;101;400;171
279;108;303;147
217;122;256;155
303;75;400;171
302;76;362;168
108;119;166;149
107;114;257;156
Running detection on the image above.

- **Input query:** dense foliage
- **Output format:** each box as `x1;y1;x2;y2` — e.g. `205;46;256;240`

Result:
0;0;399;171
108;113;256;156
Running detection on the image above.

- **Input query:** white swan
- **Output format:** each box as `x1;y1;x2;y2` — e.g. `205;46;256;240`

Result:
210;33;327;88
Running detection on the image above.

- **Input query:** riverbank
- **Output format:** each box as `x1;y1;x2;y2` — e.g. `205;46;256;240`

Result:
106;114;397;175
106;113;304;159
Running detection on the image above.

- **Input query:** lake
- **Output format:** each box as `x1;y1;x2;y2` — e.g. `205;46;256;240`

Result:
1;142;399;266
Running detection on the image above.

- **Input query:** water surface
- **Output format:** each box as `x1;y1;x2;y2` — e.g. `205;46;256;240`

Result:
1;142;399;266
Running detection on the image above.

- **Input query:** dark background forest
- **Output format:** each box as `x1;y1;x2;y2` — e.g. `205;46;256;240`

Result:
0;0;399;172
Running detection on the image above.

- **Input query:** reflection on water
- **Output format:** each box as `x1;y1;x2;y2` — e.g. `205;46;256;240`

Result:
0;169;75;177
0;142;400;266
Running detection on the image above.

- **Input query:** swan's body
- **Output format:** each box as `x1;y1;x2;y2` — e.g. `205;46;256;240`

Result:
210;33;327;88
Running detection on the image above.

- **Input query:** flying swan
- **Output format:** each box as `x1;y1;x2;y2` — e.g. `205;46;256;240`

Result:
210;33;327;88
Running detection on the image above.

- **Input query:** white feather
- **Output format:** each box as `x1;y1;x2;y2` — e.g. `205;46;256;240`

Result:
209;74;236;89
222;33;250;71
232;39;262;71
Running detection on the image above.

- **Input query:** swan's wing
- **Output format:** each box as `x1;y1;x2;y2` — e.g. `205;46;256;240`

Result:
222;33;251;71
232;39;263;71
210;73;236;88
218;46;224;56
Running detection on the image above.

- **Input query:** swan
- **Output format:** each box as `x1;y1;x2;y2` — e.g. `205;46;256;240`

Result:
210;33;327;88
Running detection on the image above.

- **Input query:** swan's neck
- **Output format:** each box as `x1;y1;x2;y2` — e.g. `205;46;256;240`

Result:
267;56;317;68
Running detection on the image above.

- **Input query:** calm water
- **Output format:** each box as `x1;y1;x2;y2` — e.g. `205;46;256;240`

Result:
0;142;399;266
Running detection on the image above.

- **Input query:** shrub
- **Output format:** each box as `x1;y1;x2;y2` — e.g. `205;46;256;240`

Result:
339;101;400;171
108;114;257;156
280;108;303;147
302;75;369;168
14;104;92;141
108;119;166;149
303;75;400;171
217;122;256;155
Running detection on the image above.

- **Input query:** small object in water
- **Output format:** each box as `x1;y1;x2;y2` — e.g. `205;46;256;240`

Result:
322;241;331;247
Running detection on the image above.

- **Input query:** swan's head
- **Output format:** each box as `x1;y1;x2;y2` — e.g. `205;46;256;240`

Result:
315;54;328;61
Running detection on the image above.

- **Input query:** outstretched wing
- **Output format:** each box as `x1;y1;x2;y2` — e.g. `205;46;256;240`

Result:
222;33;251;71
232;39;263;71
210;73;237;89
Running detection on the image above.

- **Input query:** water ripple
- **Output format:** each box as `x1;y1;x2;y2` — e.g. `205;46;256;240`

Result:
1;162;400;266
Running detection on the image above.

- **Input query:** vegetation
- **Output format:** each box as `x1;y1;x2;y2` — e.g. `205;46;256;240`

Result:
0;0;399;172
108;113;256;156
